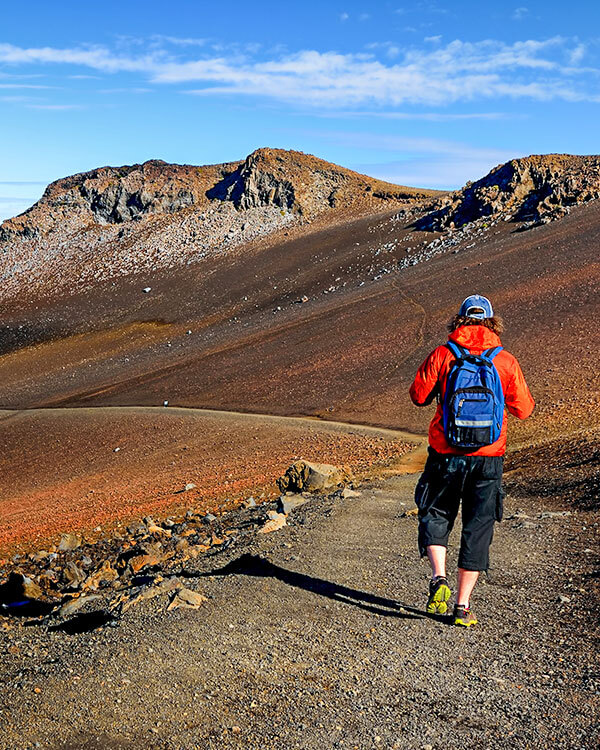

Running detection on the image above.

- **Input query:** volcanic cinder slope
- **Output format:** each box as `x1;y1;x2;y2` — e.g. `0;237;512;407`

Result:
0;149;599;550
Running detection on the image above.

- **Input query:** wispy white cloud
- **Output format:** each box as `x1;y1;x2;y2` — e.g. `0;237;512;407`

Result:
350;135;519;188
320;110;516;121
0;36;598;108
0;83;55;89
0;94;39;102
512;7;530;21
27;103;83;110
313;129;511;161
0;42;160;73
152;35;207;47
570;44;586;65
98;87;151;94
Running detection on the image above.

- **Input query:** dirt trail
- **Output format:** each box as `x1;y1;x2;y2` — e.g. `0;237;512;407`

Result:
1;461;597;750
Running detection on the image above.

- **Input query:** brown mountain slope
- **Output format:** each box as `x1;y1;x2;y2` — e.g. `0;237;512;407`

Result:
1;189;598;444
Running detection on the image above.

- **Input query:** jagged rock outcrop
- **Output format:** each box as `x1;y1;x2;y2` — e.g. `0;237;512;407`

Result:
0;148;440;242
416;154;600;231
0;158;235;241
206;148;436;215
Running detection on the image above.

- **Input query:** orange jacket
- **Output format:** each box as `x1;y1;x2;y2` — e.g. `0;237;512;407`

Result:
410;325;535;456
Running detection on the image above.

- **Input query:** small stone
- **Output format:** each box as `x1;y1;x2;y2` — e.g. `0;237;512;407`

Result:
63;562;86;586
184;483;196;491
58;533;81;552
557;595;571;604
243;497;257;509
259;512;287;534
147;524;171;537
129;553;163;574
401;508;419;518
342;487;361;498
142;287;152;293
163;400;169;407
113;447;121;452
30;550;51;562
58;594;102;618
167;587;208;611
121;577;183;613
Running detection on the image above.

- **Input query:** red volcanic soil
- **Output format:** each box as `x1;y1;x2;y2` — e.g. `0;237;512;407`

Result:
0;407;415;556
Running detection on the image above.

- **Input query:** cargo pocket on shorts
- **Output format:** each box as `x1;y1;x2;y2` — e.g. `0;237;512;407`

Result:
495;486;505;522
414;473;431;513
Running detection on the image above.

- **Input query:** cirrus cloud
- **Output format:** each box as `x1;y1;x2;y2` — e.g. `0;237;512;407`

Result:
0;36;598;108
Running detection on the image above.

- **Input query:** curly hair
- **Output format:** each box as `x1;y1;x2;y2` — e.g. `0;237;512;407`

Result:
448;314;504;335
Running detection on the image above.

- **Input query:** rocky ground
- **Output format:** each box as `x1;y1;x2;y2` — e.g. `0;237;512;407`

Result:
0;453;598;750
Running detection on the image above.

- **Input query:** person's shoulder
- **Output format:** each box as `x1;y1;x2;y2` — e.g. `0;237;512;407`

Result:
495;347;521;370
429;343;452;360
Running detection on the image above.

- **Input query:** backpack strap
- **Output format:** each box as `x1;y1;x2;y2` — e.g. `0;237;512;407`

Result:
446;341;469;359
483;346;503;361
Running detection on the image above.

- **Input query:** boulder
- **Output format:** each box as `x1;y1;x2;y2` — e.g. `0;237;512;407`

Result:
277;494;310;515
82;560;119;591
277;460;352;494
0;572;44;605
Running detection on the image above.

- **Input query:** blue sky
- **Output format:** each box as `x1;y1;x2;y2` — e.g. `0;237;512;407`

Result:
1;0;599;221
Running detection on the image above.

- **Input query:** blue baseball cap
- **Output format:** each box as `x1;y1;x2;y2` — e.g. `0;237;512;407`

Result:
459;294;494;319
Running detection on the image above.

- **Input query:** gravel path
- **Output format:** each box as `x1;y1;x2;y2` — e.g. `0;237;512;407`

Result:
1;469;598;750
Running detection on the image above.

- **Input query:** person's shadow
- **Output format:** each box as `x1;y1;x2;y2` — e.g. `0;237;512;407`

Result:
199;553;437;621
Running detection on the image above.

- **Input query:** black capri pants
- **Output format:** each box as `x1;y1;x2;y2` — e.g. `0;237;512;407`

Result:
415;448;505;572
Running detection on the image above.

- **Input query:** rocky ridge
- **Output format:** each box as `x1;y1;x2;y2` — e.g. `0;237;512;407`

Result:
416;154;600;231
0;148;440;300
0;148;437;242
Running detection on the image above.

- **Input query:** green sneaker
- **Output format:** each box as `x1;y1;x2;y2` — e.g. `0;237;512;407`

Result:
453;604;478;627
426;576;451;614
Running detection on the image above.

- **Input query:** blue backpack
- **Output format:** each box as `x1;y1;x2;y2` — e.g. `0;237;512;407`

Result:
442;341;505;449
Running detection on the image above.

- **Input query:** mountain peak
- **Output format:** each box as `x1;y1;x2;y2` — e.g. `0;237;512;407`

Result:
0;149;440;242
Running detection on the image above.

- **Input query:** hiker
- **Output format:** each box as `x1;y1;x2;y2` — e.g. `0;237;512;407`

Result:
409;295;534;627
